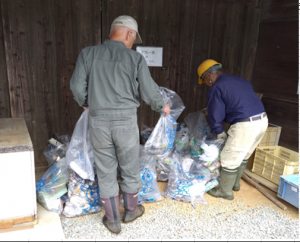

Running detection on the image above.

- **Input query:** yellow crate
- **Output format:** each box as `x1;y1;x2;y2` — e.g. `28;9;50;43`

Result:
258;123;281;146
252;146;299;185
247;123;281;169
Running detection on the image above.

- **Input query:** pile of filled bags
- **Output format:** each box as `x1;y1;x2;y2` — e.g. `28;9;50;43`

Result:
37;86;225;217
141;87;226;205
36;109;102;217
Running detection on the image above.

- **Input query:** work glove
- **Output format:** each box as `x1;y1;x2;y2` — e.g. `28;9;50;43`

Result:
216;131;227;140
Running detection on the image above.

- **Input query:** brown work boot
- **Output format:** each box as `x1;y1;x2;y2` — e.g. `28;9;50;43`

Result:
122;191;145;223
101;195;121;234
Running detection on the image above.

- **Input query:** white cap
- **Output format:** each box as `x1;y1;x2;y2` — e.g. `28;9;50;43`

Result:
111;15;142;44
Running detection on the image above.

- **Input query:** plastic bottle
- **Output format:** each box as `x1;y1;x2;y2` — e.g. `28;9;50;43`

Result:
205;179;219;192
208;161;221;172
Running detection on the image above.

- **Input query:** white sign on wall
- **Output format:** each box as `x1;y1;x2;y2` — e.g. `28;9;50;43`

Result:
136;46;163;67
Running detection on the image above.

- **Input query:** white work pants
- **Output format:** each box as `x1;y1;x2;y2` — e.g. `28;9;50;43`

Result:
221;113;268;170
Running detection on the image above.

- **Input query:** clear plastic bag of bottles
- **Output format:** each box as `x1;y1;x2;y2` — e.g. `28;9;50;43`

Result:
162;152;210;204
175;126;189;153
197;138;225;165
61;169;101;218
145;87;185;156
144;114;177;156
137;145;162;204
140;124;153;144
66;108;95;181
184;109;214;141
43;134;70;167
36;158;69;213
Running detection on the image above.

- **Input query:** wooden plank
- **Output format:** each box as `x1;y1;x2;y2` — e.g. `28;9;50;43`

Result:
244;168;278;193
71;0;102;124
13;215;34;224
239;1;262;82
261;0;298;22
0;2;11;118
242;173;287;210
194;0;210;114
0;217;36;234
176;0;203;122
0;215;34;230
54;0;80;137
54;0;102;138
25;0;59;166
252;20;298;102
0;224;33;234
221;0;242;76
261;97;298;152
1;0;33;123
0;219;13;229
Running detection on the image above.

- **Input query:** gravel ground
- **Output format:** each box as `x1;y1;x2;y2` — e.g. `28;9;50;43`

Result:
61;197;299;240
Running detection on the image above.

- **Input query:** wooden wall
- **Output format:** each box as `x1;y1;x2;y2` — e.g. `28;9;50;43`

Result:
0;0;297;168
0;2;10;118
252;0;298;151
0;0;101;168
102;0;262;129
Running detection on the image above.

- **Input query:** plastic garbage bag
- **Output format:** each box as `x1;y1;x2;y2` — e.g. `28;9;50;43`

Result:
162;152;210;204
44;144;67;167
66;108;95;181
188;137;204;159
61;169;101;218
156;162;171;182
190;160;221;181
145;87;185;156
43;134;70;167
158;87;185;121
175;127;189;153
140;124;153;144
184;109;214;141
176;122;186;132
36;158;69;213
38;196;64;214
144;114;177;155
197;138;225;166
137;145;162;203
155;148;176;181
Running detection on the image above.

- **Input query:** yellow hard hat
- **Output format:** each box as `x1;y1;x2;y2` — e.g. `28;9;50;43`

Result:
197;59;222;84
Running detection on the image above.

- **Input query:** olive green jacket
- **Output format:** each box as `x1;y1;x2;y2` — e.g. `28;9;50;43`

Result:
70;40;165;113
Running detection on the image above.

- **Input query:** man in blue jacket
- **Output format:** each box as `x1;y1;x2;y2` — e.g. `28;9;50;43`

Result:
197;59;268;200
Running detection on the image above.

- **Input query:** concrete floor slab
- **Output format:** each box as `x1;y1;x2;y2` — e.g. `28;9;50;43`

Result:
0;203;65;241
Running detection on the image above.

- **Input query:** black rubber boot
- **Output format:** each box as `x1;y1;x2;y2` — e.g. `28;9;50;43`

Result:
207;167;238;200
101;195;121;234
233;160;248;191
122;191;145;223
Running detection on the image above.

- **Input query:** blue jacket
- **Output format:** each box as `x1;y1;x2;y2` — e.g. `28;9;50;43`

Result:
207;73;265;135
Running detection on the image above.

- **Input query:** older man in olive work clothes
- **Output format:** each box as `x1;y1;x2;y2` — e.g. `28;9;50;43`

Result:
70;15;170;234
